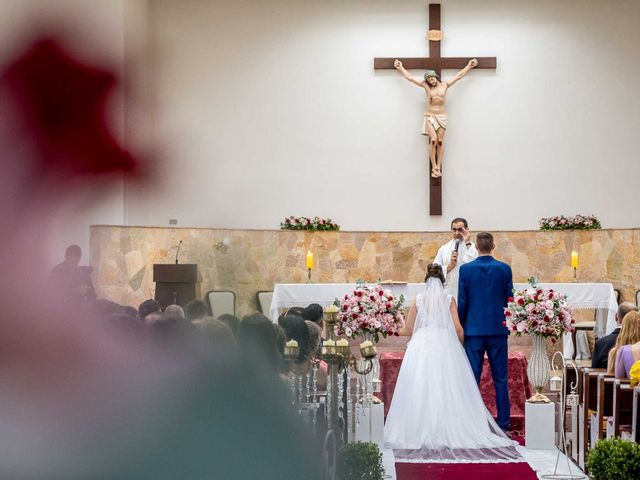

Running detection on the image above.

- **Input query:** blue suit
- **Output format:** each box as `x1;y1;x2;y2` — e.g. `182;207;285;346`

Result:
458;255;513;431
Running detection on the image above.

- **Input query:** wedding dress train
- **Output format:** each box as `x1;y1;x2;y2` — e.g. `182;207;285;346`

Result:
384;278;520;462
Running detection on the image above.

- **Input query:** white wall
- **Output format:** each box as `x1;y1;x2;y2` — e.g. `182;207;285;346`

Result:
130;0;640;232
0;0;128;265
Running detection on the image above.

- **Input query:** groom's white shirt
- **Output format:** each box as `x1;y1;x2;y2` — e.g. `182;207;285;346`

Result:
434;239;478;301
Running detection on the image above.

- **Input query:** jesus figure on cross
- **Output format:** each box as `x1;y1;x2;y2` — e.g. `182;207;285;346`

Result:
394;58;478;178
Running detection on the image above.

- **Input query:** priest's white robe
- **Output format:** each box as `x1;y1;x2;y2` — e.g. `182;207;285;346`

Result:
434;239;478;302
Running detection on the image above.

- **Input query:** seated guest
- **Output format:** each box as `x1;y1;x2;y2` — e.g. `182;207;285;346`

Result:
284;307;306;317
303;303;325;339
273;323;287;377
185;299;209;323
144;311;167;327
49;244;96;304
165;304;186;322
609;311;640;377
305;320;322;358
305;320;328;390
217;313;240;337
146;313;198;354
630;361;640;387
302;304;323;326
592;302;638;369
279;314;311;368
138;299;162;323
237;314;283;375
102;312;141;339
193;317;236;365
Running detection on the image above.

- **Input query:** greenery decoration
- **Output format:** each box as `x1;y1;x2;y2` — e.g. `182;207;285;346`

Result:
337;441;385;480
587;438;640;480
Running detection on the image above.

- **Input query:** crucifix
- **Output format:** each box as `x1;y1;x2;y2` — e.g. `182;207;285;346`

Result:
374;3;496;216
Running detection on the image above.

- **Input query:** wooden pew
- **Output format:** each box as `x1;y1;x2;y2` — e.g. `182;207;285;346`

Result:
610;379;633;438
632;387;640;442
593;373;615;443
578;368;606;469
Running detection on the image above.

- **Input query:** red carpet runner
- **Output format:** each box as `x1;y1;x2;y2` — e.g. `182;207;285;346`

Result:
395;461;538;480
395;436;534;480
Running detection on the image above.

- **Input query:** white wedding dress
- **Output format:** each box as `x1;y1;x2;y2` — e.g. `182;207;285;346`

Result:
384;278;520;463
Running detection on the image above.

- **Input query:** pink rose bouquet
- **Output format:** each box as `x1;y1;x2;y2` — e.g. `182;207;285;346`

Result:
335;283;405;342
504;279;575;339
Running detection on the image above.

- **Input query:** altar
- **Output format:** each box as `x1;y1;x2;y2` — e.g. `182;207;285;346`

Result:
270;282;618;358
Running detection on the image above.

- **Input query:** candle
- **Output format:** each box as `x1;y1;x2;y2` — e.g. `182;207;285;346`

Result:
286;339;299;348
324;304;339;313
323;340;336;347
336;338;349;347
571;251;578;269
360;340;373;348
306;251;314;269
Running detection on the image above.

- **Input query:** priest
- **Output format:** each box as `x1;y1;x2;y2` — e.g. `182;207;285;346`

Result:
434;217;478;301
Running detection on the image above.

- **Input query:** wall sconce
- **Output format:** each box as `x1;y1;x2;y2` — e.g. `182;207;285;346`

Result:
214;237;231;253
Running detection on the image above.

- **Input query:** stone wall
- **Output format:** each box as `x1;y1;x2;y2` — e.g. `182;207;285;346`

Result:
91;226;639;317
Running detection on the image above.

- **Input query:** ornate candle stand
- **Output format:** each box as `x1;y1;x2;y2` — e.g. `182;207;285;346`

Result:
540;351;584;480
320;310;378;448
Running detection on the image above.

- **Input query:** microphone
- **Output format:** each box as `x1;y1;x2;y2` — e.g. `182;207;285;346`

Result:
454;239;460;253
175;240;183;265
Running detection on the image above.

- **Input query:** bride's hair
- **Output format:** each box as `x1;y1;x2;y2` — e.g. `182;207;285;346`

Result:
424;263;445;284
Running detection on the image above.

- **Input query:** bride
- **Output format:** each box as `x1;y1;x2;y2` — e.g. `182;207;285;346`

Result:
384;264;519;462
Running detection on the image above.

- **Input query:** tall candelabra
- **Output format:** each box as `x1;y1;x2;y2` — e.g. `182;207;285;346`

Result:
321;309;378;470
283;309;379;480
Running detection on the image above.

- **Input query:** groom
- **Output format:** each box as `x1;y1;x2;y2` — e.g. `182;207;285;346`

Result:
458;232;513;432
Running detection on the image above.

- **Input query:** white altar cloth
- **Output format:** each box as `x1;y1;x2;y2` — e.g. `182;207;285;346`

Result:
269;283;424;322
270;282;617;357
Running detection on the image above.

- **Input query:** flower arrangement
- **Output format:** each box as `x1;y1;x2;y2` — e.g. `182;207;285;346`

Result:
334;282;405;342
539;214;601;231
280;216;340;231
504;278;575;339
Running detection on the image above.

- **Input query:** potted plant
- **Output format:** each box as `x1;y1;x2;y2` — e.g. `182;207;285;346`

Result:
587;438;640;479
337;442;385;480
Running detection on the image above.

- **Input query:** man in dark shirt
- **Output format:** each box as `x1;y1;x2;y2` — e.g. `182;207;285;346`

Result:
591;302;638;369
50;244;96;304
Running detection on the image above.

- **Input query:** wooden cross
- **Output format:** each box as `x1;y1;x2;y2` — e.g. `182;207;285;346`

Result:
374;3;496;216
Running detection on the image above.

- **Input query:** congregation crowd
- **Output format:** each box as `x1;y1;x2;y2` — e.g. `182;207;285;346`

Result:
592;302;640;381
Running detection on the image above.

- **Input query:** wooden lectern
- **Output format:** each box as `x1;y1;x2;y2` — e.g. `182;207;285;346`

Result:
153;264;200;308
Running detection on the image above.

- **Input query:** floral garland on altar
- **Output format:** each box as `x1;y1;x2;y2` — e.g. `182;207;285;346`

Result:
280;216;340;231
539;214;601;231
334;282;405;342
504;278;575;340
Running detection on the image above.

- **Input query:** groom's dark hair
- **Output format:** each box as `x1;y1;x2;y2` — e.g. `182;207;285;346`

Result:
424;263;445;284
476;232;495;253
